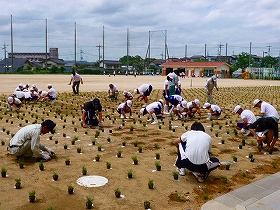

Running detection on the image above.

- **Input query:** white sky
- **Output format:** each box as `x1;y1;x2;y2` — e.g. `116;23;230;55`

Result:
0;0;280;62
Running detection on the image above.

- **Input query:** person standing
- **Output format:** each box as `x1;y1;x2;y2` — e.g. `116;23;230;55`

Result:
68;71;83;95
163;74;172;114
168;70;179;96
174;122;220;182
134;84;153;107
234;105;256;136
8;120;56;161
205;75;218;104
82;98;103;128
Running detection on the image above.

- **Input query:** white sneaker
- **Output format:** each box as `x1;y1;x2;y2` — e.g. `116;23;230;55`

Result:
120;114;125;119
243;129;251;136
164;112;170;115
206;117;211;120
176;168;185;176
147;118;152;122
151;121;158;125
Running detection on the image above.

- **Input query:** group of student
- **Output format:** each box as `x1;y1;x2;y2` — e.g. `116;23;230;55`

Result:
7;83;57;111
6;72;279;184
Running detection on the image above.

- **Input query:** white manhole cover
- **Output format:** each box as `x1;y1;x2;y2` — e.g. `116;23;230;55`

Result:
76;175;108;187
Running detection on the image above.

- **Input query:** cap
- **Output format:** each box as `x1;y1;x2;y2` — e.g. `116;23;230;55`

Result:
167;73;173;79
47;84;52;87
234;105;242;113
158;99;164;105
19;83;24;87
212;75;217;81
8;97;13;104
140;108;145;115
126;100;132;108
32;84;37;88
93;98;100;105
181;100;188;108
134;89;138;94
253;99;261;107
42;120;56;134
38;89;42;93
194;99;200;106
203;103;211;108
123;91;128;95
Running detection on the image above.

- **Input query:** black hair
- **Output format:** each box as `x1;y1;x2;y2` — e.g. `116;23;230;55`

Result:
190;122;205;132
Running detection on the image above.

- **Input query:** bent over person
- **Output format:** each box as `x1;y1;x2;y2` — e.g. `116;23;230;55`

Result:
174;122;220;183
82;98;103;128
8;120;56;161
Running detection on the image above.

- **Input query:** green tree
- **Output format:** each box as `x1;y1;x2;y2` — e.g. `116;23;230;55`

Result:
260;56;278;68
235;52;254;72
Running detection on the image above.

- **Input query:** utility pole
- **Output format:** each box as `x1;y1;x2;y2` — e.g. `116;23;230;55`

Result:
80;50;84;61
218;42;224;56
2;42;8;72
96;44;103;71
267;44;272;56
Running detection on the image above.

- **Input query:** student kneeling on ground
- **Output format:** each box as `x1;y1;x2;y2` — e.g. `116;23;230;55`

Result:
8;120;56;161
174;122;220;183
82;98;103;128
248;117;279;153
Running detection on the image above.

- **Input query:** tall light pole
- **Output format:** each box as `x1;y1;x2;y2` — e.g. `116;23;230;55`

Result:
2;42;8;72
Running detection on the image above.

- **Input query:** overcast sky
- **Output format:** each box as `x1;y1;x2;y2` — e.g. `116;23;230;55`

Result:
0;0;280;62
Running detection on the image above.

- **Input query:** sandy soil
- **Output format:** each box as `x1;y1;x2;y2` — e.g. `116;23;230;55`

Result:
0;74;280;210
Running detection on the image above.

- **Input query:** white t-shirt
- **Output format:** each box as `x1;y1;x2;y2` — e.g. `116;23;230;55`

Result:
117;102;125;110
145;102;162;113
14;91;25;99
210;105;221;113
180;130;212;165
164;79;171;89
71;73;82;82
260;101;279;119
138;84;150;95
48;88;57;98
108;85;118;92
241;110;256;125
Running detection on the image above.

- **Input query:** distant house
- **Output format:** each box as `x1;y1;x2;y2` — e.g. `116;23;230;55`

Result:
0;58;30;72
190;55;205;61
160;61;231;78
100;60;121;71
43;58;65;69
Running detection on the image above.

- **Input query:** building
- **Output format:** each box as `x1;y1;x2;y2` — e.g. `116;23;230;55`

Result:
100;60;121;71
8;48;59;61
161;61;231;78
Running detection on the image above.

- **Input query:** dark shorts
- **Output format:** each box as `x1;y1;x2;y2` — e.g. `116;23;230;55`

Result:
143;85;153;96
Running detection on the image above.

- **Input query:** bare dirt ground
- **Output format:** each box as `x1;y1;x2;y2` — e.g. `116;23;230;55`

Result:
0;75;280;210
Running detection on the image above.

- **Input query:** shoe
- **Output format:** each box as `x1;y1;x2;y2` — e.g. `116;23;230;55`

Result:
120;114;125;119
147;118;152;122
176;168;185;176
151;121;158;125
206;117;211;120
164;112;170;115
192;172;205;182
243;129;251;136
